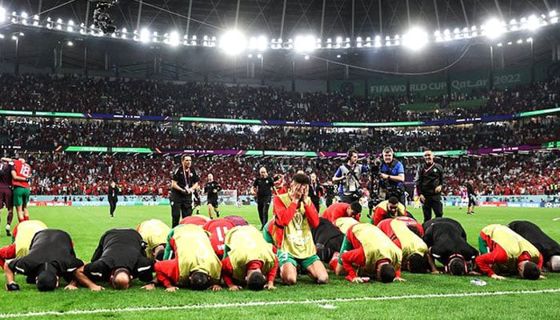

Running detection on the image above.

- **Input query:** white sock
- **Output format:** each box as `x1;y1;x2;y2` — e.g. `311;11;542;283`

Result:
5;224;10;230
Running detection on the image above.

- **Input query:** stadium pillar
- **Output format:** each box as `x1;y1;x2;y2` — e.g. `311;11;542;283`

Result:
136;0;143;32
326;59;330;93
83;44;88;77
489;45;494;89
14;36;20;75
530;39;535;84
185;0;193;36
291;58;295;92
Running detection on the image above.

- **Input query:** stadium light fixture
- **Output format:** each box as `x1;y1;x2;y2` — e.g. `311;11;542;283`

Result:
403;26;428;51
67;19;75;32
525;14;541;31
56;18;63;30
0;34;4;39
294;34;316;53
219;29;247;55
139;28;150;43
0;7;5;23
550;10;559;23
33;14;39;26
20;11;28;25
304;55;310;60
374;35;382;47
249;35;268;52
167;30;180;47
67;40;74;46
482;17;506;39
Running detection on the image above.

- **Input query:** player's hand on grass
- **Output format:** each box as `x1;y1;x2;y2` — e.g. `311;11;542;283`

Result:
490;274;506;280
210;284;222;291
6;282;20;291
228;285;242;291
539;275;547;280
141;283;156;291
165;286;179;292
90;284;105;292
265;282;276;290
431;270;442;275
64;284;79;291
394;277;406;282
468;271;481;276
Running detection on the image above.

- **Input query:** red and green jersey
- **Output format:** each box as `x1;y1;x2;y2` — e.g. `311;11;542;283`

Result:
12;160;32;189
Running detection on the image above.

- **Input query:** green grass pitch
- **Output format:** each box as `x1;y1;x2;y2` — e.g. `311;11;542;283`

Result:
0;205;559;319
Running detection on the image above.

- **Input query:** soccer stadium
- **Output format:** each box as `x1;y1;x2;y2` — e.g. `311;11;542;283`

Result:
0;0;560;319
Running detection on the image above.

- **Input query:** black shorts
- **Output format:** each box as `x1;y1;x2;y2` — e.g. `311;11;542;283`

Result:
0;188;13;209
468;195;476;206
207;199;219;208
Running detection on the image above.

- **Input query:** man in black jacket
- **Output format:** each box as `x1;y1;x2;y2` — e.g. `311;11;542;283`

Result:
107;180;120;218
169;155;200;227
415;150;444;223
76;228;153;291
204;173;222;219
423;218;478;275
4;229;84;291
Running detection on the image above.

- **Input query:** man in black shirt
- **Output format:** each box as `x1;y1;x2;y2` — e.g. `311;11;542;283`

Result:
76;228;153;291
169;155;200;227
466;180;477;215
415;150;444;223
508;220;560;272
0;159;14;236
107;180;120;218
311;218;344;263
308;173;324;212
323;180;336;207
4;229;84;291
423;217;479;276
204;173;222;219
252;167;274;230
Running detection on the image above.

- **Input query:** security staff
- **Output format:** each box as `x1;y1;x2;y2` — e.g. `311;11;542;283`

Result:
378;147;406;205
415;150;444;223
169;155;200;227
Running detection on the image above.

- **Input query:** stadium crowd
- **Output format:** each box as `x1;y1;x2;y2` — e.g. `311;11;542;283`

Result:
0;74;559;122
23;152;560;197
1;117;558;151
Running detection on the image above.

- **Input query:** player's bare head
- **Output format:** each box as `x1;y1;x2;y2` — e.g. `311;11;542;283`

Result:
36;263;59;292
259;167;268;177
519;261;540;280
207;173;214;181
347;149;358;163
246;269;266;291
349;202;362;217
111;268;131;290
382;147;394;163
387;197;399;213
447;256;467;276
153;245;165;261
181;155;192;168
190;271;211;290
310;173;317;181
423;150;434;164
549;255;560;272
291;173;311;188
408;253;428;273
377;262;396;283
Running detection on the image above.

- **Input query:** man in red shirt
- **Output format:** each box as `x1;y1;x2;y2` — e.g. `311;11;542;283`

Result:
203;218;236;259
476;224;544;280
336;223;404;283
2;158;31;222
321;202;362;224
272;173;328;285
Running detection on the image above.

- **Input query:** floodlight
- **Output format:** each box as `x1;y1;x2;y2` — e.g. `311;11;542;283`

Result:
483;18;505;39
249;35;268;52
0;7;5;23
219;29;247;55
294;35;316;52
525;14;541;31
168;30;180;47
139;28;151;43
403;26;428;51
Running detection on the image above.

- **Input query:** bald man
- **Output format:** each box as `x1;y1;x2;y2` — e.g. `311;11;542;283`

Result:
252;167;275;230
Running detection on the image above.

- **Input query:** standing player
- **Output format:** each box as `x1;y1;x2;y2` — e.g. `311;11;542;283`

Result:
466;180;477;215
0;158;14;236
252;167;275;230
169;155;200;227
7;158;32;222
204;174;222;219
107;180;120;218
459;186;468;210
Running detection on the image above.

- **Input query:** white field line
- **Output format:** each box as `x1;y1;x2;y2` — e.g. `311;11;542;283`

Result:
0;288;559;318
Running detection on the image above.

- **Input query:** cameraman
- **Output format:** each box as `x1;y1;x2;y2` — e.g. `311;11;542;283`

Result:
332;149;368;204
378;147;406;205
